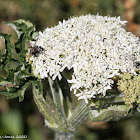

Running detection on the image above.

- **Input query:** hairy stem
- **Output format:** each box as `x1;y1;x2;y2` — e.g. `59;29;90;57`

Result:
55;132;74;140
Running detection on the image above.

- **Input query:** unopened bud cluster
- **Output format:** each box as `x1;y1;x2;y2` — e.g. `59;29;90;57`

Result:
118;72;140;107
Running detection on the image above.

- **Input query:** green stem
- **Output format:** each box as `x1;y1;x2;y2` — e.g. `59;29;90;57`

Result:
67;100;88;130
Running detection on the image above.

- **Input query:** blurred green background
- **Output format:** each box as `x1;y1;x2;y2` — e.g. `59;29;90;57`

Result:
0;0;140;140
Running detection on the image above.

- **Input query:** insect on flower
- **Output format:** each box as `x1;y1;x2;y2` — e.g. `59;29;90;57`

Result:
30;45;44;57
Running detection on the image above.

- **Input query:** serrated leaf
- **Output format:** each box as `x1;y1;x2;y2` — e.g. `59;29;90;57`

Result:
14;19;35;28
0;81;12;86
0;33;13;67
6;61;20;70
5;23;22;39
0;33;12;53
0;82;29;102
0;69;7;79
5;19;35;39
32;32;39;40
0;36;5;44
0;19;36;102
7;82;29;101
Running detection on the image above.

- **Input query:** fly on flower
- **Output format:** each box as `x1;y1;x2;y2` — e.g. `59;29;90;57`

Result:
30;45;44;57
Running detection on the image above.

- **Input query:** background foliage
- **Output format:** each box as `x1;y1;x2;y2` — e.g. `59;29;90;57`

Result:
0;0;140;140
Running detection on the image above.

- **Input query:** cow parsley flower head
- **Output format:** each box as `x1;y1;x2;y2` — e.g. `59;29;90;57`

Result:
27;14;140;103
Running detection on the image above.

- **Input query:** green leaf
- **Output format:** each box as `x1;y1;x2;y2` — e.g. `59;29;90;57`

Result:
88;92;132;122
0;33;13;67
0;82;28;102
33;84;64;130
88;104;131;122
5;19;35;39
48;77;67;120
0;19;37;101
58;74;73;118
8;82;29;101
46;74;74;120
0;81;12;86
30;80;43;94
67;100;88;130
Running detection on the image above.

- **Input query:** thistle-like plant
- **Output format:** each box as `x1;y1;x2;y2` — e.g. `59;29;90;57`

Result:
0;15;140;140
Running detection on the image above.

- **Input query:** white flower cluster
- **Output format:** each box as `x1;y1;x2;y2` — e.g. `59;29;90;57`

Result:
29;14;140;103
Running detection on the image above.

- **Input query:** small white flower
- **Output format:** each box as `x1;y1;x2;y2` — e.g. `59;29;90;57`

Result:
28;14;140;103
